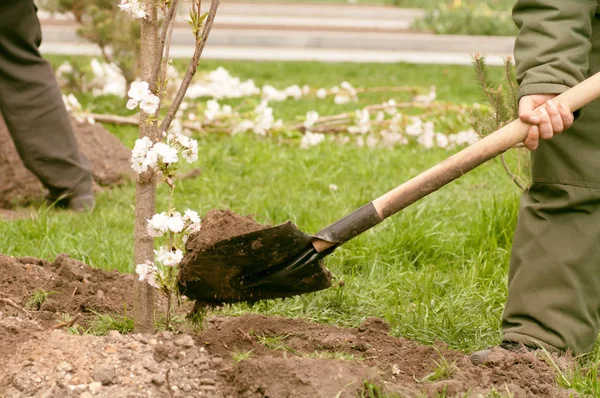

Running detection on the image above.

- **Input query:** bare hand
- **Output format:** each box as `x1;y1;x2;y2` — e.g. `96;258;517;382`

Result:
519;94;574;150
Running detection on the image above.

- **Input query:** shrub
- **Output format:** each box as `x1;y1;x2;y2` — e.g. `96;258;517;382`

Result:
412;0;518;37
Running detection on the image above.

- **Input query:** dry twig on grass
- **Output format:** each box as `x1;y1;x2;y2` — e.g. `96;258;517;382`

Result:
52;313;83;330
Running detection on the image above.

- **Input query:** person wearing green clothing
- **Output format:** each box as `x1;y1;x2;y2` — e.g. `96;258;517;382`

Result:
471;0;600;364
0;0;94;211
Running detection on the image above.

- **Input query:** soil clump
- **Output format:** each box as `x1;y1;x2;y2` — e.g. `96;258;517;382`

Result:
0;113;133;209
185;209;268;252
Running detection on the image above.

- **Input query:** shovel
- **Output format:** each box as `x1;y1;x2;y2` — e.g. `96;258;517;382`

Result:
178;71;600;305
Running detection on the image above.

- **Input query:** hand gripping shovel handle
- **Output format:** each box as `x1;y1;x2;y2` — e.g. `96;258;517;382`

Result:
312;71;600;252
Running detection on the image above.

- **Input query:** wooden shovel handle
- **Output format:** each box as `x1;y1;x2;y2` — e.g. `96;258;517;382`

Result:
372;71;600;219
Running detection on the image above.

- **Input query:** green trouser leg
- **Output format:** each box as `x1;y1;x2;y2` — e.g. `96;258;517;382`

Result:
502;21;600;356
0;0;92;199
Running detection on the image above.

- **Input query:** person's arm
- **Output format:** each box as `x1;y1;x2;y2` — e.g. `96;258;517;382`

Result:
512;0;597;149
513;0;596;100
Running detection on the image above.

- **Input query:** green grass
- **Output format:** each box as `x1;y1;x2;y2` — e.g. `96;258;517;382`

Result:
419;348;459;382
3;58;598;395
3;59;514;353
232;349;255;362
25;289;56;310
398;0;514;10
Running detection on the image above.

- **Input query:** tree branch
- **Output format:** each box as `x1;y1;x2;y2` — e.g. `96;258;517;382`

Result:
500;153;525;191
355;87;419;94
292;102;458;131
151;0;180;92
89;113;202;131
159;0;220;133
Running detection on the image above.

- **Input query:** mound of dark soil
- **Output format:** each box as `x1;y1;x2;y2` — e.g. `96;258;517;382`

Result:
0;113;133;209
185;209;268;251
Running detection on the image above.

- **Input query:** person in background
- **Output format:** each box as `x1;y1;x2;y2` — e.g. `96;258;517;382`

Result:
0;0;94;212
471;0;600;364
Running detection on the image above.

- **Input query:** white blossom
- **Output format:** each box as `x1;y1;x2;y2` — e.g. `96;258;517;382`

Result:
348;109;370;135
204;99;220;122
449;129;480;146
435;133;449;148
232;120;254;135
127;80;158;114
303;111;319;130
381;130;408;147
151;142;179;164
366;136;379;148
413;85;437;104
90;59;126;96
126;99;140;110
135;261;159;288
252;100;275;136
118;0;147;19
131;136;155;174
316;88;328;99
405;117;423;136
262;85;287;102
203;99;233;122
334;95;351;105
147;212;170;237
329;184;338;191
284;85;303;100
128;81;149;101
417;122;436;149
300;131;325;149
182;139;198;163
183;209;201;225
167;212;185;233
57;61;73;75
140;92;160;115
154;247;183;267
187;67;260;99
384;99;398;115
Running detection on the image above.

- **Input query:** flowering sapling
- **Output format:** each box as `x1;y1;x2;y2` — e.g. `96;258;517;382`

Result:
132;129;202;330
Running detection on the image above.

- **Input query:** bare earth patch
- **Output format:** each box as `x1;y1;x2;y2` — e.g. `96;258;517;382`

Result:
0;254;578;397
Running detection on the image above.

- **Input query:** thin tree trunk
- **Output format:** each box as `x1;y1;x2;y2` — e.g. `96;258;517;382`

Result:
133;1;160;334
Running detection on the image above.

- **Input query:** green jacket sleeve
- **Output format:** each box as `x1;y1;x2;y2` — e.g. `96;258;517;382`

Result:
512;0;597;101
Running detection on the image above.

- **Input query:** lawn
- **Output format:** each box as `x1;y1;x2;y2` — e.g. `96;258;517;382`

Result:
2;58;599;395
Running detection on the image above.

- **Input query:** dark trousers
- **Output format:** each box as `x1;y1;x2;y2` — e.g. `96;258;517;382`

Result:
0;0;92;199
502;19;600;355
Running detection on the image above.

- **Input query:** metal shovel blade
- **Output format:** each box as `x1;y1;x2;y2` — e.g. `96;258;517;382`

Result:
177;221;334;305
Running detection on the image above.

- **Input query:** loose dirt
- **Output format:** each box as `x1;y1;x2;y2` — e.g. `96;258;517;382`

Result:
0;253;581;397
0;113;133;209
185;209;268;251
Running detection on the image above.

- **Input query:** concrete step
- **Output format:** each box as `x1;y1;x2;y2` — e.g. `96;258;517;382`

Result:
176;2;422;21
38;5;421;33
40;23;515;54
40;42;513;66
